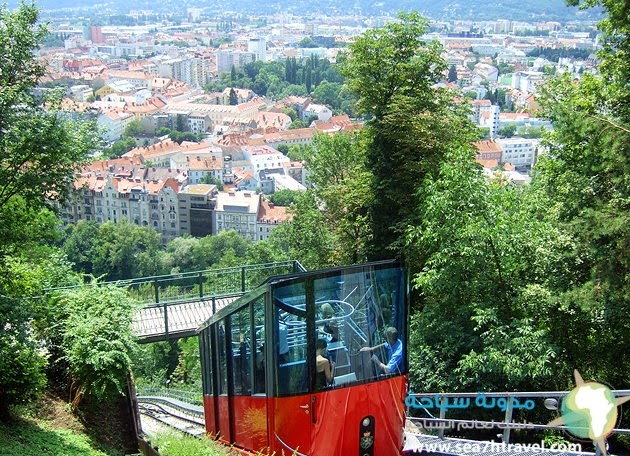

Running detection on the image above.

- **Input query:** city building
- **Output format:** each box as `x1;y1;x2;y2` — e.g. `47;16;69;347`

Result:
214;190;260;240
178;184;217;237
497;137;539;170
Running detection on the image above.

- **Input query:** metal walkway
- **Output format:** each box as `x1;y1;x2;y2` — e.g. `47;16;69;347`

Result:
132;294;241;342
40;260;306;343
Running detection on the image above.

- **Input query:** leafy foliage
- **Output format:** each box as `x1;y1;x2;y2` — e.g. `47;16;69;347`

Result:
62;220;164;280
534;0;630;388
0;4;97;214
341;11;477;259
267;192;335;270
55;285;137;407
0;3;98;420
0;294;47;421
0;251;81;421
269;189;301;206
407;148;572;392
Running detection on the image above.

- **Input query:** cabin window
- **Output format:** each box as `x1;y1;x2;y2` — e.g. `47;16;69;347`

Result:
231;306;250;396
253;297;266;395
273;281;307;396
216;320;228;395
200;327;213;396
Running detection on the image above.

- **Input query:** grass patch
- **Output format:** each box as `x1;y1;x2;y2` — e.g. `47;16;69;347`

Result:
152;431;232;456
0;419;121;456
0;394;122;456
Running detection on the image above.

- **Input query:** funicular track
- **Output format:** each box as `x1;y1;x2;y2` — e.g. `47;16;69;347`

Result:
138;395;205;438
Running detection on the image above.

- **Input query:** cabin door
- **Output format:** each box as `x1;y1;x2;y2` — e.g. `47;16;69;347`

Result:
272;298;311;455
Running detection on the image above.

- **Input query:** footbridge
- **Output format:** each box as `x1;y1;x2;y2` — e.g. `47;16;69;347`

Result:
43;260;305;343
130;260;305;342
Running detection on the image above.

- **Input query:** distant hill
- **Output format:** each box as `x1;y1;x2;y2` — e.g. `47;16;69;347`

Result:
13;0;604;23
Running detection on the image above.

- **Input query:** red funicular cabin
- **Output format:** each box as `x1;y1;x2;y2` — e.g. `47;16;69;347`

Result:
198;260;408;455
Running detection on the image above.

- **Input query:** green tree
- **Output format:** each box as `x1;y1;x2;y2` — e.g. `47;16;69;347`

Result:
497;62;514;75
407;148;571;392
269;189;301;206
498;123;517;137
54;285;137;408
303;132;372;264
102;137;137;159
276;143;289;155
341;11;443;117
0;260;48;421
163;235;199;273
0;3;97;220
517;125;545;138
228;87;238;105
169;337;201;387
279;84;308;98
0;3;95;420
64;220;163;281
312;80;342;108
269;192;335;270
197;173;224;190
62;220;100;275
298;36;318;48
169;130;202;143
281;107;298;121
123;119;143;138
286;144;311;161
190;230;249;270
534;0;630;387
341;11;477;260
288;119;308;129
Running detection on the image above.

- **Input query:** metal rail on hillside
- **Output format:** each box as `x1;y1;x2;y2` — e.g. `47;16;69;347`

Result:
41;260;306;306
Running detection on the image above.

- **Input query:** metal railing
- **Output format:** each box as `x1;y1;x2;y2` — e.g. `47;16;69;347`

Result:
406;390;630;445
137;387;204;407
41;260;306;307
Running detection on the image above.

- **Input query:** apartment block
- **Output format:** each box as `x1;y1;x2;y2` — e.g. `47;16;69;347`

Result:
497;137;539;170
214;190;260;240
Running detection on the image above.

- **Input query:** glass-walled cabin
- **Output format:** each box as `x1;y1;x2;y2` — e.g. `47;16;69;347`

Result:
198;260;408;455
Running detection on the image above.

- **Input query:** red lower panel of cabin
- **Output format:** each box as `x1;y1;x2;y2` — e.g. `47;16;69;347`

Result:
204;375;406;456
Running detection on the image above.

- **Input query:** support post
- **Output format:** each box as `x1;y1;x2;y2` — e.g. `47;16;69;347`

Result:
438;396;447;439
503;396;513;444
199;272;203;299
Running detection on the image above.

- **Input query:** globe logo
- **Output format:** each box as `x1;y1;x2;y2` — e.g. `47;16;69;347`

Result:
561;382;617;440
549;370;630;456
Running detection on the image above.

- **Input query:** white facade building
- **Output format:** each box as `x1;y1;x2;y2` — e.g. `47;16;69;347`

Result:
302;103;333;122
512;71;544;96
242;145;291;180
214;191;260;240
497;137;539;170
248;37;267;62
216;50;256;73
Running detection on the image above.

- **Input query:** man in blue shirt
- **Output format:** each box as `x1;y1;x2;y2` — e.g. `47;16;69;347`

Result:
360;327;403;375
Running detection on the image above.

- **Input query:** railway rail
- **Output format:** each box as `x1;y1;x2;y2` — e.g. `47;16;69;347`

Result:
138;396;205;438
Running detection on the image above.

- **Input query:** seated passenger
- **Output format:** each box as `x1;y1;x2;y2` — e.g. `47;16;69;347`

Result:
359;326;403;375
320;303;339;343
320;303;340;363
316;338;334;389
